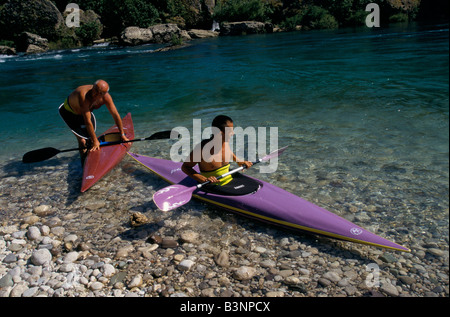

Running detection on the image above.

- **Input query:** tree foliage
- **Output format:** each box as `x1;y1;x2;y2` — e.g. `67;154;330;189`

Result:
1;0;442;45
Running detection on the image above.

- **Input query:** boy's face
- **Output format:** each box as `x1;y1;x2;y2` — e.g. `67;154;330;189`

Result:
223;121;234;142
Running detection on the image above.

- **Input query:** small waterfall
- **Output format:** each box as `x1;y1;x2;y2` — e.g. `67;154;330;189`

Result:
211;20;220;32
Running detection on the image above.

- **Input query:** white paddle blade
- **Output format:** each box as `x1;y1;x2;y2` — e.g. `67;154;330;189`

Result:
260;146;289;162
153;184;195;212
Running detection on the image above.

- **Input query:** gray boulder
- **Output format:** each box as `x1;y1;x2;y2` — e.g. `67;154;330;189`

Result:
0;45;16;56
16;32;49;53
120;24;191;46
220;21;273;36
0;0;63;40
120;27;154;46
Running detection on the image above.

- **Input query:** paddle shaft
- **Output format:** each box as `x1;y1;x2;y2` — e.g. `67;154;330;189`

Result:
196;158;262;189
61;136;160;153
22;130;173;163
196;145;288;188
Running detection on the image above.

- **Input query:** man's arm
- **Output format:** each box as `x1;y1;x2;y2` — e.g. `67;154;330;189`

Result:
232;152;253;169
81;111;100;151
181;150;219;184
104;93;128;141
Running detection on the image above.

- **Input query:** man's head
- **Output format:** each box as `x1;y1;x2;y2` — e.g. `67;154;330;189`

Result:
93;79;109;97
212;115;234;141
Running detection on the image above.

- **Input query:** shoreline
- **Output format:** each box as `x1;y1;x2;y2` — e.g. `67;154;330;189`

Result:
2;20;448;60
0;143;448;297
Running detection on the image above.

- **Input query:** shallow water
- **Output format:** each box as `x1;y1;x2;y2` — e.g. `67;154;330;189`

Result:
0;23;448;252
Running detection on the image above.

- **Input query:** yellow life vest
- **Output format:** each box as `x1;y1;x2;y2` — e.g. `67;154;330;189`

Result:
64;97;77;115
200;164;233;186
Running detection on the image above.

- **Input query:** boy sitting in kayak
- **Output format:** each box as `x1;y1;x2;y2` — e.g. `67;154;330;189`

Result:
182;115;256;193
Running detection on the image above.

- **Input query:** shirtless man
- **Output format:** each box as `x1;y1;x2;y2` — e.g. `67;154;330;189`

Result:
59;80;128;162
182;115;253;185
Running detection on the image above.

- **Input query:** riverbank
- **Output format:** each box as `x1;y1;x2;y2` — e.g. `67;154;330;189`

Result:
0;143;448;297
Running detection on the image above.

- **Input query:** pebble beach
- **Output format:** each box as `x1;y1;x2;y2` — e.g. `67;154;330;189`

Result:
0;140;448;299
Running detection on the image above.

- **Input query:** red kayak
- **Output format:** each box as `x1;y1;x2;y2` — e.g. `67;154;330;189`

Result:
81;113;134;192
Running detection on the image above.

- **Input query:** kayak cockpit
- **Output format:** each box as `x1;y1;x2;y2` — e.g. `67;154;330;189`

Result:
99;132;122;143
201;173;262;196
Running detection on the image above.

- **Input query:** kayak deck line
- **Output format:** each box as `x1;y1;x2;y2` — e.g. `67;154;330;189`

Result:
127;152;410;253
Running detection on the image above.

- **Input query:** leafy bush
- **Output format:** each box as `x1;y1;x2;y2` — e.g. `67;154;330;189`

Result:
389;13;409;23
75;21;102;45
301;5;338;29
280;14;302;31
101;0;159;37
213;0;273;22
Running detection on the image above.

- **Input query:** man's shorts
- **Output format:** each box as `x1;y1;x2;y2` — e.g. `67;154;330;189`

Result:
59;101;96;139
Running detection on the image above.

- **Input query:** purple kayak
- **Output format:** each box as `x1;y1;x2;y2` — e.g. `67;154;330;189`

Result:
128;152;410;252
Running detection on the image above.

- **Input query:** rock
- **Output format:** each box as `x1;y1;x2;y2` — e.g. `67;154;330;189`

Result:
427;248;445;257
187;29;219;39
109;271;127;286
22;215;40;225
22;287;39;297
33;205;52;216
150;24;191;44
30;249;52;266
27;226;41;241
178;259;195;271
266;291;285;297
18;32;49;54
161;238;179;249
120;26;154;46
64;234;78;244
214;250;230;267
63;251;79;263
148;234;163;244
285;276;301;285
380;281;399;296
279;270;294;278
10;283;29;297
233;266;257;281
379;253;398;263
398;276;415;285
323;271;341;283
318;278;332;287
89;281;104;291
0;273;14;288
120;24;191;46
0;0;64;40
0;45;16;56
260;259;277;268
102;264;116;278
130;212;149;227
180;230;199;243
59;263;75;273
128;275;143;288
220;21;273;36
115;245;134;258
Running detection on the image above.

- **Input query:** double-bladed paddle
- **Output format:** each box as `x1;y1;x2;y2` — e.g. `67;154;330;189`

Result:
153;146;288;212
22;130;173;163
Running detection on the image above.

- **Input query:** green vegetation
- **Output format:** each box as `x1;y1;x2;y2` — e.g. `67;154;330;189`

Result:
0;0;447;51
49;0;443;37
